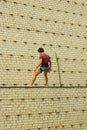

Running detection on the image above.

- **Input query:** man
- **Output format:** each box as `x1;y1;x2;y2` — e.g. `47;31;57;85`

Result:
28;47;52;87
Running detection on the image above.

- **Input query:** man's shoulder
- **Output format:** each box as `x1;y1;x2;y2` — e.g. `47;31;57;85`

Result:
43;53;49;56
40;53;50;59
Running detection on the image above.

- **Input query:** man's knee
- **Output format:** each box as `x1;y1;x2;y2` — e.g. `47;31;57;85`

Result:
34;71;40;77
34;73;38;77
44;72;47;77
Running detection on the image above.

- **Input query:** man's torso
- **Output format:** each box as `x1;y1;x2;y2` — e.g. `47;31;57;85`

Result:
39;53;50;67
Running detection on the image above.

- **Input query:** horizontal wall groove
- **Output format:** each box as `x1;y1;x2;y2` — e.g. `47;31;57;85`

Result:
0;25;87;41
1;0;86;17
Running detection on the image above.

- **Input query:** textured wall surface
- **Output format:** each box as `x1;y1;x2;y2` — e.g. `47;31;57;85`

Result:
0;0;87;130
0;0;87;87
0;88;87;130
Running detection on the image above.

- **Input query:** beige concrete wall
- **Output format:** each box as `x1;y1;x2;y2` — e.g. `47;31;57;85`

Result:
0;0;87;86
0;88;87;130
0;1;87;130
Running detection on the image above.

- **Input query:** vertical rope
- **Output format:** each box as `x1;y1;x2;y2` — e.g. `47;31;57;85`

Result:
55;53;62;87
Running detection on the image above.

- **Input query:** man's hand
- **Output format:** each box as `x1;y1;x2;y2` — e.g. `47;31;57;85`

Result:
34;67;38;72
34;59;42;72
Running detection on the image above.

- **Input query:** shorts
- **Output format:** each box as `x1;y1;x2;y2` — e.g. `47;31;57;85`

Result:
38;66;50;73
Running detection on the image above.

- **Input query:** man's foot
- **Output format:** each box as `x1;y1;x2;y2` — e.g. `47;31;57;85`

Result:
27;84;32;87
45;85;48;87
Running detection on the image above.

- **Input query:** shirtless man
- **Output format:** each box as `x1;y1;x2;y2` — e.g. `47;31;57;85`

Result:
28;47;52;87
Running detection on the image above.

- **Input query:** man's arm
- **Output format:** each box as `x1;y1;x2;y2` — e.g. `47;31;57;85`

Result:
34;59;42;71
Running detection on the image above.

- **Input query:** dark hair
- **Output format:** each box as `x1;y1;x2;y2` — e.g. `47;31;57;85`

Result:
38;48;44;52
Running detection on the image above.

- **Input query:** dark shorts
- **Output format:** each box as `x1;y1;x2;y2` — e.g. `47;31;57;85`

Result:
38;66;50;73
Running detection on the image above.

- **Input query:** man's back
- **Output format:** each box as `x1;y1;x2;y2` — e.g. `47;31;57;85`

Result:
39;53;50;67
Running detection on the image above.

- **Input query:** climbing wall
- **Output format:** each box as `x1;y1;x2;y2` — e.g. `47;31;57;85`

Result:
0;88;87;130
0;0;87;86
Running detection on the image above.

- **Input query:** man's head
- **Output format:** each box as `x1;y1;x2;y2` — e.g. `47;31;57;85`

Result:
38;48;44;53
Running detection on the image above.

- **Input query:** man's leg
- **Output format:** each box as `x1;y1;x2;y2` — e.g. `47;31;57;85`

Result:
28;70;40;87
44;72;48;87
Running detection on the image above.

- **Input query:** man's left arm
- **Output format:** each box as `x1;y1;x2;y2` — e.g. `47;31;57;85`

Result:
34;59;42;71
